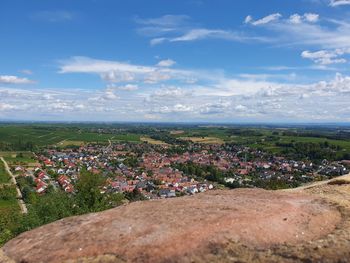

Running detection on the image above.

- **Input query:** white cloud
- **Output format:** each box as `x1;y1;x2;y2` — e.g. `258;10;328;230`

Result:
289;13;319;24
329;0;350;6
107;84;139;91
150;38;167;46
150;28;268;45
235;105;248;112
304;13;319;23
101;71;136;82
244;15;253;24
173;104;193;112
157;59;176;67
289;14;303;24
200;101;231;115
60;56;152;75
152;104;193;114
136;15;190;43
260;16;350;49
170;28;240;42
148;87;192;102
59;56;194;84
241;13;350;68
0;75;35;84
138;15;268;45
139;12;346;63
135;15;190;27
238;73;297;81
245;13;282;26
103;88;119;100
301;49;349;64
2;72;350;121
0;103;16;111
144;71;171;84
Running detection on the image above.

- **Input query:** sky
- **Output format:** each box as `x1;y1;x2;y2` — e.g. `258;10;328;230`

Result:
1;0;350;123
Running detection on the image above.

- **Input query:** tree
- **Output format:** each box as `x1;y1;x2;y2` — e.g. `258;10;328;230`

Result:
21;186;33;202
75;170;106;212
27;190;75;226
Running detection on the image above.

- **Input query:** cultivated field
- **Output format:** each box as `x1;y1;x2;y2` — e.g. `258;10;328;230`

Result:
140;136;168;145
179;136;225;144
1;124;350;160
0;152;37;166
0;125;141;148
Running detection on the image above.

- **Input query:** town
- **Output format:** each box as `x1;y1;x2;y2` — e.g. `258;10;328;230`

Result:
9;140;349;202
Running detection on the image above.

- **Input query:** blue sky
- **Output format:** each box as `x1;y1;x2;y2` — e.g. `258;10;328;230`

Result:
1;0;350;122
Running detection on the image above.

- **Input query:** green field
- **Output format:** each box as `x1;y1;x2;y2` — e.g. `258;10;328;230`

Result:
0;151;36;165
0;125;141;149
171;127;234;142
0;124;349;161
0;161;21;245
0;160;10;183
0;185;20;245
0;198;18;213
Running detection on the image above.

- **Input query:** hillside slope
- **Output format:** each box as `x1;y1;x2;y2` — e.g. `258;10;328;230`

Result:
1;176;350;263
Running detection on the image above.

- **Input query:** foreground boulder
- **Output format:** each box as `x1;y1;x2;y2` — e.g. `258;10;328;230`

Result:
3;184;350;263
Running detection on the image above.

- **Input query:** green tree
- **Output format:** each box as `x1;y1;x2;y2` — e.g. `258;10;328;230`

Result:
27;191;75;226
75;170;106;212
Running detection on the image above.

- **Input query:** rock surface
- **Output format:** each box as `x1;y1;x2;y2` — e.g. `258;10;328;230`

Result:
3;182;350;263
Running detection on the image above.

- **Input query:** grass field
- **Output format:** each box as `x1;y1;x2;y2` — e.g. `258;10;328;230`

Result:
0;185;20;215
0;159;19;215
0;160;10;183
0;199;18;212
0;151;37;166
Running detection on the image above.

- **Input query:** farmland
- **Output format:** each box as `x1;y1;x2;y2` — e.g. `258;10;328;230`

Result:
0;125;141;150
0;152;38;170
168;126;350;160
0;123;349;162
140;136;168;145
179;136;225;144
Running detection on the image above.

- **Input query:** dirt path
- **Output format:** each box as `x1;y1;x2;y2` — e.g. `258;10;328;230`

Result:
0;157;28;214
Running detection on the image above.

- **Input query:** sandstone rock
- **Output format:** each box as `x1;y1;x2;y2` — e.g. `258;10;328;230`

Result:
1;188;345;263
